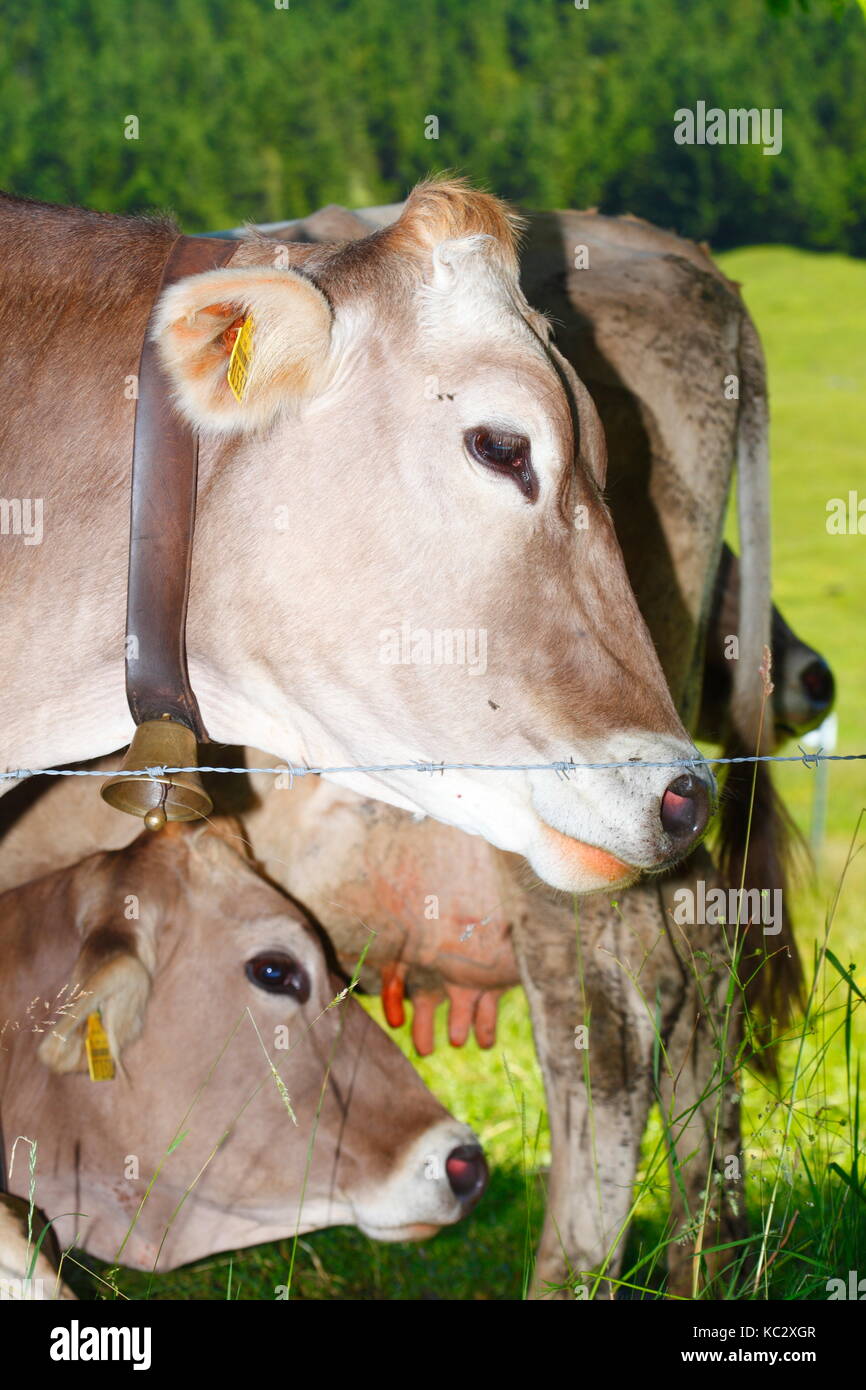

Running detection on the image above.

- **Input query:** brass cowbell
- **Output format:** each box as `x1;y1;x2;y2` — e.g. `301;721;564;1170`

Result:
100;715;212;830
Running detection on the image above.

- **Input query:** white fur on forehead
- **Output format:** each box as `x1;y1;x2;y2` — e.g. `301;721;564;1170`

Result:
417;234;545;345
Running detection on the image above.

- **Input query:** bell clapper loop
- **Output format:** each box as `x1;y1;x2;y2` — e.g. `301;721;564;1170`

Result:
143;784;168;833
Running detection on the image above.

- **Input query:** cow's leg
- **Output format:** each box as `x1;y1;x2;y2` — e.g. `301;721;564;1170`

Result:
656;857;749;1298
513;881;678;1300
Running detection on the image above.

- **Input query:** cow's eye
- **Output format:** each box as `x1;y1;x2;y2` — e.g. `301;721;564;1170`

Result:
464;427;537;501
246;952;310;1003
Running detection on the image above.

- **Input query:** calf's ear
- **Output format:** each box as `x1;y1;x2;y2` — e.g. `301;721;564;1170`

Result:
38;931;151;1076
152;266;333;434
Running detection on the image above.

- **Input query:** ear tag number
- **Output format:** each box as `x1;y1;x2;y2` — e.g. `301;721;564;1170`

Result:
85;1010;115;1082
227;315;254;402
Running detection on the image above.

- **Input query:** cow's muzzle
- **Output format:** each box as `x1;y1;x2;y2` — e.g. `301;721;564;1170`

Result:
445;1143;488;1211
659;771;714;851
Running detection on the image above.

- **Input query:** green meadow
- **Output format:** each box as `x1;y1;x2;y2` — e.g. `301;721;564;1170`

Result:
72;246;865;1302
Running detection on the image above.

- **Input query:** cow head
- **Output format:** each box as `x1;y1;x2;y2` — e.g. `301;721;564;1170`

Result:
152;178;714;893
697;543;835;749
5;824;487;1270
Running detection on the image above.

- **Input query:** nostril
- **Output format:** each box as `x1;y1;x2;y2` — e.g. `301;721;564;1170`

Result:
445;1144;489;1204
660;772;710;845
800;658;834;711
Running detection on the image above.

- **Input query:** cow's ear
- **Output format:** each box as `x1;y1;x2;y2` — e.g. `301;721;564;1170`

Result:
152;266;333;434
549;343;608;489
38;932;152;1076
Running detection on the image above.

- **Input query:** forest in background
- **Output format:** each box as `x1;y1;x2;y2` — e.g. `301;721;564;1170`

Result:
0;0;864;251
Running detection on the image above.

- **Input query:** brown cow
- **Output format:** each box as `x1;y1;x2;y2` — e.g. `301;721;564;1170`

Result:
0;822;487;1278
0;760;763;1299
0;179;715;896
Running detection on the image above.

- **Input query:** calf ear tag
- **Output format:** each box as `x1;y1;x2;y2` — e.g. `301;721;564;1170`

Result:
227;315;254;403
85;1011;115;1082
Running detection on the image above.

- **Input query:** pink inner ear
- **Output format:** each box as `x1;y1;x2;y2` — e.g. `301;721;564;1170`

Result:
194;303;245;356
200;301;237;318
220;316;246;353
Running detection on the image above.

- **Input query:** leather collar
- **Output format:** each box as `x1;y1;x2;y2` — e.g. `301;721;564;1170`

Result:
125;235;237;739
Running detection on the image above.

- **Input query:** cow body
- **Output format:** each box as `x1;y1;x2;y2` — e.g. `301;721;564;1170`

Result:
0;823;486;1275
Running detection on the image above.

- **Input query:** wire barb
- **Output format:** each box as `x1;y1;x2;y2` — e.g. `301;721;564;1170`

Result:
797;744;823;770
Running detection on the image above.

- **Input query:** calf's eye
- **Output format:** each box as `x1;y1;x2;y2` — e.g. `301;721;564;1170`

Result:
246;952;310;1003
464;427;537;501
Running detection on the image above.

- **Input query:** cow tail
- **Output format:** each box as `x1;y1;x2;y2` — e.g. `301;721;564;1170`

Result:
717;309;802;1073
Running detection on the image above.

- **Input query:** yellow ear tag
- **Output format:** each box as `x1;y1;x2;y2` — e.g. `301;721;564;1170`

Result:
85;1010;115;1082
227;315;254;403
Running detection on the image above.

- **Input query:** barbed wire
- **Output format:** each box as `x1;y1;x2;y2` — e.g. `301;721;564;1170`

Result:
3;748;864;785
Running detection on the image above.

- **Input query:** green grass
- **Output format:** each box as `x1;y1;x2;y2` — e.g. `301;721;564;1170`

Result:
64;246;865;1302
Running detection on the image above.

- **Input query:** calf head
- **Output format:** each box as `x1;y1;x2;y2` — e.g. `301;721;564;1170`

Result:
1;824;487;1270
152;178;713;893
